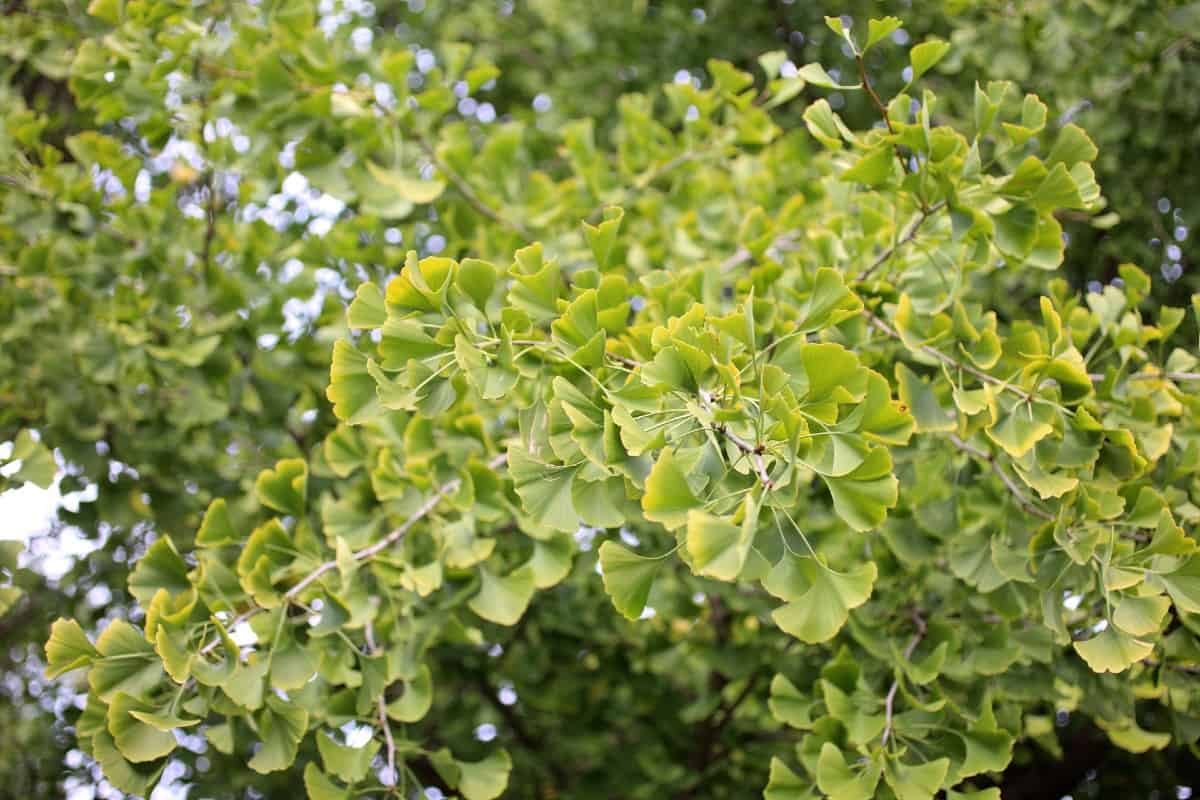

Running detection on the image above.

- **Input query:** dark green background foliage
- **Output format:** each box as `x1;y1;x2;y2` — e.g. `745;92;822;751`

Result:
1;1;1198;798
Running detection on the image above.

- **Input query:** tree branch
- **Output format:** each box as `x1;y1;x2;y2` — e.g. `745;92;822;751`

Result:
699;389;773;489
365;621;398;794
417;133;531;239
855;201;946;282
864;310;1037;404
948;433;1054;521
200;453;507;655
880;610;927;750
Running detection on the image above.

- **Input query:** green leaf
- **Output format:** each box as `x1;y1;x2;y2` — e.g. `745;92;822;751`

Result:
824;447;899;532
1159;555;1200;614
797;62;861;90
507;446;580;533
686;509;751;581
327;340;381;424
866;17;903;50
196;499;239;548
89;620;163;702
255;458;308;516
249;695;309;773
1113;594;1171;636
884;757;950;800
386;664;433;723
317;729;381;782
583;206;624;270
458;749;512;800
764;757;812;800
804;99;855;149
347;282;386;329
985;403;1056;459
895;363;954;433
458;258;499;311
44;618;98;678
909;39;951;82
841;145;895;187
768;674;813;729
127;537;190;606
1073;626;1154;674
366;161;446;203
304;763;349;800
641;449;701;530
469;564;536;626
91;728;166;797
816;742;879;800
530;535;575;589
87;0;122;25
107;693;178;763
8;430;56;488
598;541;662;620
767;557;877;643
271;639;317;690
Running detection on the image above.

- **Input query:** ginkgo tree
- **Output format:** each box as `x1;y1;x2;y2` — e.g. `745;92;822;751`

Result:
14;4;1200;800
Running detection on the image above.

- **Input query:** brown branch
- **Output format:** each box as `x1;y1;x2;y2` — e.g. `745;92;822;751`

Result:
416;134;531;239
699;389;773;489
864;310;1036;404
200;453;507;655
880;610;927;750
856;52;918;187
855;201;946;282
948;434;1054;521
365;621;398;794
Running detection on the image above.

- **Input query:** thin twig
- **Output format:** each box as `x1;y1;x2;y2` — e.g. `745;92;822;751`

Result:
864;310;1036;404
365;621;398;793
880;610;927;750
855;201;946;282
856;52;917;186
199;453;507;655
699;389;773;489
948;434;1054;521
416;134;531;239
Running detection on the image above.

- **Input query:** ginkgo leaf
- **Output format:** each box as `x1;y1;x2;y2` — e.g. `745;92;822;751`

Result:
768;557;877;643
469;564;536;626
45;618;98;678
127;536;190;605
107;693;178;763
304;763;349;800
346;282;386;329
1113;594;1171;637
641;448;701;530
824;447;899;532
884;757;950;800
255;458;308;516
764;757;812;800
598;541;663;620
507;445;580;533
768;674;813;729
816;742;879;800
89;620;163;702
685;510;750;581
1073;626;1154;674
317;729;381;782
248;695;309;774
386;664;433;723
458;749;512;800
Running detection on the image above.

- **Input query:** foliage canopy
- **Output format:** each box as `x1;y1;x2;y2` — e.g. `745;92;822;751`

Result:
2;2;1200;799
